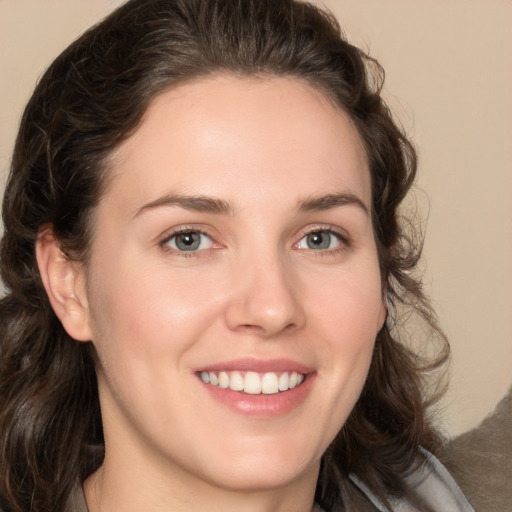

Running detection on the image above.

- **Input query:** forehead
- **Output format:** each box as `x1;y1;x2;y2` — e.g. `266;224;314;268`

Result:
105;74;371;213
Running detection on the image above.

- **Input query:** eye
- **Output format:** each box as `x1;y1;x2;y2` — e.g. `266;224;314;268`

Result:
296;230;343;251
164;230;214;252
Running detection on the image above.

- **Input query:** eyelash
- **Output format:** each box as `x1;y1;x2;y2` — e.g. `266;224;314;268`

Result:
295;226;350;256
159;227;217;258
158;225;350;258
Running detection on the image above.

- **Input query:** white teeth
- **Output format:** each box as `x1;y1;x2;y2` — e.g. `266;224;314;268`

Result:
244;372;262;394
229;371;244;391
200;370;306;394
278;372;289;391
218;371;229;388
261;372;279;394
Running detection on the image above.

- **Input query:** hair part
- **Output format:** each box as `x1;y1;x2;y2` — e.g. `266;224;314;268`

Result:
1;1;448;510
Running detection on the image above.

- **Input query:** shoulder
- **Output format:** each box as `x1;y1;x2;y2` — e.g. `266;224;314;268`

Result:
442;388;512;510
348;449;475;512
401;448;475;511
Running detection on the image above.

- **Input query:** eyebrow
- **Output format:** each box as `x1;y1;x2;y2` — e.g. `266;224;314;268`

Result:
298;192;369;215
134;194;234;218
134;191;368;218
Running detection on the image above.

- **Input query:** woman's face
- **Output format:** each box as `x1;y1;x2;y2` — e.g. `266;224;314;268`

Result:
82;76;386;493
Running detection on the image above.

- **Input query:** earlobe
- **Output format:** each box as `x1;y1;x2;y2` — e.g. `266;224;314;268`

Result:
378;302;388;332
378;289;388;332
36;228;92;342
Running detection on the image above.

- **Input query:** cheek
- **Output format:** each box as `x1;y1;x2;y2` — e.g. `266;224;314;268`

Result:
296;265;383;450
87;261;225;363
85;263;227;436
310;265;384;340
306;261;384;386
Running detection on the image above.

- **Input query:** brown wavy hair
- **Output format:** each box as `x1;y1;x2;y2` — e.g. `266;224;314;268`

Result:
0;0;449;510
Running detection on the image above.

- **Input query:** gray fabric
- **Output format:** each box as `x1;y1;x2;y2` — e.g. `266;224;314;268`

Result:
442;387;512;512
71;486;88;512
72;450;475;511
348;450;475;511
396;449;475;512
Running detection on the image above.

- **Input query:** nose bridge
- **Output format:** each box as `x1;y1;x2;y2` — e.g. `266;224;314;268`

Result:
225;241;305;337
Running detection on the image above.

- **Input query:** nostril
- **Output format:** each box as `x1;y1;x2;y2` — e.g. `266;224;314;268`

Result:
234;319;299;337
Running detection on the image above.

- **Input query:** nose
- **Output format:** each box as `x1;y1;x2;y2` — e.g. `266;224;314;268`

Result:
224;253;306;338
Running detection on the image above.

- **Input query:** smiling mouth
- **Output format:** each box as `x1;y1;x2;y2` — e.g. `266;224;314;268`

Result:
199;370;305;395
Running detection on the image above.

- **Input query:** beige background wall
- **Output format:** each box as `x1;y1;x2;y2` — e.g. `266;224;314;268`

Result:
1;0;511;437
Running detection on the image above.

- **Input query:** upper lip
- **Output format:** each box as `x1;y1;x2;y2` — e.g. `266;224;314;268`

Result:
194;358;313;374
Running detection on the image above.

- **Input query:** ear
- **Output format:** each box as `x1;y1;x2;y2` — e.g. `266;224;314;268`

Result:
378;300;387;332
36;227;92;342
378;285;388;332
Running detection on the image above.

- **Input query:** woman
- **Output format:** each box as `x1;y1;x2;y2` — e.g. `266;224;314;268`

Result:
0;0;475;511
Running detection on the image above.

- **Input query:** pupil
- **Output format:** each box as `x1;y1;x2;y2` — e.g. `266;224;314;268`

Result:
308;231;330;249
177;232;200;250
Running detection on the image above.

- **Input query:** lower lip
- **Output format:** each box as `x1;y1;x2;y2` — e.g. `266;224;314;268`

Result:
199;374;315;418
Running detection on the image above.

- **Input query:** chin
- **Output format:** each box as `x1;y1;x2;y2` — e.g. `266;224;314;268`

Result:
204;460;319;493
188;433;323;493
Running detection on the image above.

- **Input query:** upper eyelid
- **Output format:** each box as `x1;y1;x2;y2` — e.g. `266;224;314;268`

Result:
295;224;350;242
157;225;217;244
161;229;211;243
158;229;219;257
294;227;352;255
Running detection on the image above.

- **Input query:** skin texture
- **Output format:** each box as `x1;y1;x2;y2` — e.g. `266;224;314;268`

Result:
37;76;386;512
